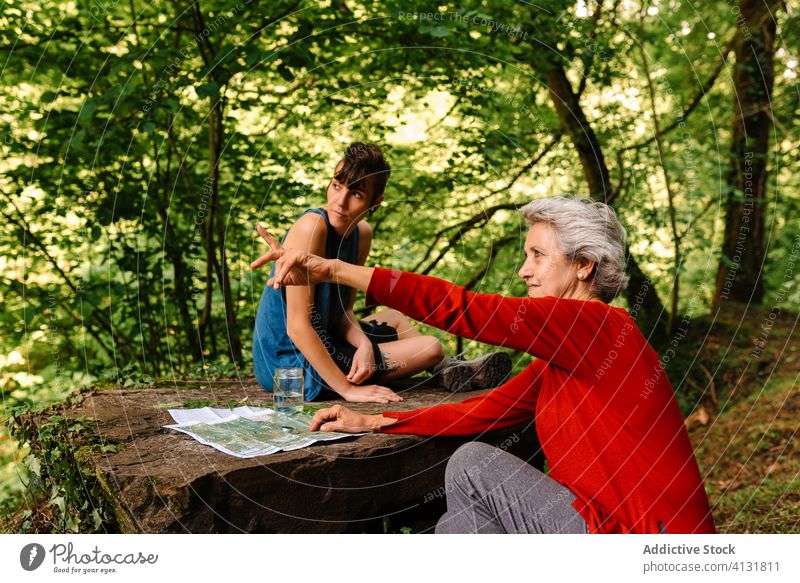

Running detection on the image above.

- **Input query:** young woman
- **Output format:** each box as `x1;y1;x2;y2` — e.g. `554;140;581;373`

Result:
252;143;511;404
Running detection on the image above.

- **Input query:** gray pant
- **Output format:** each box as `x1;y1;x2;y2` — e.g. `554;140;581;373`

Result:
435;442;589;534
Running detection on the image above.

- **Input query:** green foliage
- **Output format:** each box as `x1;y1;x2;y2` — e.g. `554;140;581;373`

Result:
2;0;796;390
185;359;243;380
4;410;120;533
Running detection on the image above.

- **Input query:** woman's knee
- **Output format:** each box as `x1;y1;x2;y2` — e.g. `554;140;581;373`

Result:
445;441;496;484
435;511;460;534
419;335;445;367
368;308;404;327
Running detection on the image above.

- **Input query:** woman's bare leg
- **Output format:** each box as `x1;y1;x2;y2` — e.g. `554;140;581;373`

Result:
376;336;444;380
365;309;424;340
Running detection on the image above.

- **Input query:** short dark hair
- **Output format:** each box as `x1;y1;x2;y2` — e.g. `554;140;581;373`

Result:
334;142;391;203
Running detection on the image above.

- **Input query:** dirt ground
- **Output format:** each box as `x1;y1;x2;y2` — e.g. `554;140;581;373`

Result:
685;305;799;533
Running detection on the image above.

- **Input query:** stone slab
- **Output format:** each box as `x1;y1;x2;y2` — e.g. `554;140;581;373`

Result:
60;378;542;533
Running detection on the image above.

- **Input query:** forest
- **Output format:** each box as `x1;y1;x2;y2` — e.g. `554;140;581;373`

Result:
0;0;798;533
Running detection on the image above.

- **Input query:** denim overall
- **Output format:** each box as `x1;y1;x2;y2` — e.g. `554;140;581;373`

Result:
252;208;359;401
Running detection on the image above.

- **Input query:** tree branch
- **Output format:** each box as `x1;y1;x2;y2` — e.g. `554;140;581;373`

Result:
638;4;680;332
680;195;716;240
242;0;304;51
487;132;563;197
415;202;520;275
0;193;133;360
622;33;737;152
426;95;463;133
463;233;517;291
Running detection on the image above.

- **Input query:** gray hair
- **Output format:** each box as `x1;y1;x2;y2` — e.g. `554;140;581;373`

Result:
519;196;630;303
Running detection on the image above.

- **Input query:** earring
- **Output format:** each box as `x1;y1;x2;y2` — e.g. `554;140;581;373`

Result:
578;272;584;280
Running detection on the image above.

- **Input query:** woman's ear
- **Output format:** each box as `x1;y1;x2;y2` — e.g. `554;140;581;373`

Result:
369;194;384;216
577;258;597;280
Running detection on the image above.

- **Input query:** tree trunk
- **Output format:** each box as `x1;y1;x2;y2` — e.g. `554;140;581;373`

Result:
546;66;613;200
207;97;243;364
713;0;778;306
197;146;215;355
544;63;667;338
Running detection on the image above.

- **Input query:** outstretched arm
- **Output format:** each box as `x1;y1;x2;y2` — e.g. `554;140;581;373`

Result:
308;360;544;436
253;227;610;374
364;268;608;373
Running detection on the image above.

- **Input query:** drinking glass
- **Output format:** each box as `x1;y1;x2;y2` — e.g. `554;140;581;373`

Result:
273;368;304;414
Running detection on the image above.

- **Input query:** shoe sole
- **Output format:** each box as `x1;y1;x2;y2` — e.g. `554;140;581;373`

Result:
440;353;512;393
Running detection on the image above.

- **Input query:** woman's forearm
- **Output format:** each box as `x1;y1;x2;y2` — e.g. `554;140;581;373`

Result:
338;309;370;347
331;260;375;292
288;322;352;394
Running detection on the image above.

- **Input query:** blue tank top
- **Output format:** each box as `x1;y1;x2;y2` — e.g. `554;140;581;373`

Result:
252;208;360;400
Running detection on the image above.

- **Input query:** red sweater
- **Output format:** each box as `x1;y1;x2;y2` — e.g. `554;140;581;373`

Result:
368;268;715;534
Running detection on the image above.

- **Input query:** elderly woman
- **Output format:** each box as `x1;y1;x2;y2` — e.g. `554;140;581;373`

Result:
251;196;716;534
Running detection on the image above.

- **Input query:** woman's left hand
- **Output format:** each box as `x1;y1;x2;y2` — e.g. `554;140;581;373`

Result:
347;341;376;385
308;404;395;433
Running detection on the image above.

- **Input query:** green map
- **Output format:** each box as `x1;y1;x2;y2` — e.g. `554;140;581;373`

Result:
165;406;363;457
